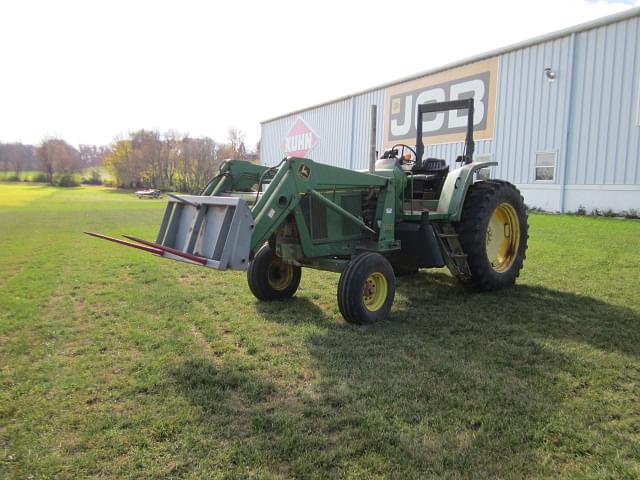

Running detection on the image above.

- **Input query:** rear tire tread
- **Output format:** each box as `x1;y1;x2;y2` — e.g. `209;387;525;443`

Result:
454;180;529;290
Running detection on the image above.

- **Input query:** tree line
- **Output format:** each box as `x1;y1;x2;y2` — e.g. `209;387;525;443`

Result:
104;128;255;193
0;141;106;182
0;128;258;192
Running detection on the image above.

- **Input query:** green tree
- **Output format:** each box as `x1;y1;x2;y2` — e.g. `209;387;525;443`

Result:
103;140;137;188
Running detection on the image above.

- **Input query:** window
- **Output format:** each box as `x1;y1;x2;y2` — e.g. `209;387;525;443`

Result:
475;154;492;180
535;152;556;181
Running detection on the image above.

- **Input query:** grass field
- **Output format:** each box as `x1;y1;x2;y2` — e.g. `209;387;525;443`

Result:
1;183;639;479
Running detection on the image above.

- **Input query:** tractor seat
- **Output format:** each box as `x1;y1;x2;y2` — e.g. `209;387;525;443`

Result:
408;158;449;201
413;157;448;174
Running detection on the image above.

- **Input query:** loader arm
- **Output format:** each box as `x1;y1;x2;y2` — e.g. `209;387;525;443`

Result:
202;160;273;197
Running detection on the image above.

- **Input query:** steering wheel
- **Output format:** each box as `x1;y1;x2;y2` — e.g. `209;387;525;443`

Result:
391;143;417;165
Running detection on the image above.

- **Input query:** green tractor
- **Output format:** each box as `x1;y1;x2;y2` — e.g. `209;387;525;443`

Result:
87;99;528;324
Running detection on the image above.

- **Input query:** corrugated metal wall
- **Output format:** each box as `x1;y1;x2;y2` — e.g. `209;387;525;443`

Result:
492;36;574;184
566;16;640;186
260;90;387;170
261;98;354;169
261;12;640;211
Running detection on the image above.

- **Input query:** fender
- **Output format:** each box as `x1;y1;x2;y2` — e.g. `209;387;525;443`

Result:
436;161;497;222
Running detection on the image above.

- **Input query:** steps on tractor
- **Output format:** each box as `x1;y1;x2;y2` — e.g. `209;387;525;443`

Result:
432;223;471;280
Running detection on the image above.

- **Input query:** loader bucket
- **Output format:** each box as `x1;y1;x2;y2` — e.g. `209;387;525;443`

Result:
154;194;255;270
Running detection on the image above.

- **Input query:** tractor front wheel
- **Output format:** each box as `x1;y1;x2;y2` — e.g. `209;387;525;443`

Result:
337;252;395;324
455;180;528;290
247;245;301;301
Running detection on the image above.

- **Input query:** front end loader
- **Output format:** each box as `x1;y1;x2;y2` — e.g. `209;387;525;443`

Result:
88;99;528;324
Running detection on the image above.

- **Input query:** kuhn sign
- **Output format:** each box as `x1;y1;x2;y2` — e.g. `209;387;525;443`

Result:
384;57;498;147
284;117;319;158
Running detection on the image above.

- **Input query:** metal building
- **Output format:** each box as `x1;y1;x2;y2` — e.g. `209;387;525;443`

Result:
261;8;640;213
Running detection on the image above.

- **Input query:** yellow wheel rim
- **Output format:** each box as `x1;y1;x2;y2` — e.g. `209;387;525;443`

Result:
267;260;294;291
362;272;388;312
486;202;521;273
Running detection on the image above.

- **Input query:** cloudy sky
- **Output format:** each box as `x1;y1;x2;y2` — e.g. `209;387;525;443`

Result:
0;0;637;148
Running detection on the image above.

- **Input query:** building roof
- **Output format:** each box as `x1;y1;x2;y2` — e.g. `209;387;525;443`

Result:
261;6;640;124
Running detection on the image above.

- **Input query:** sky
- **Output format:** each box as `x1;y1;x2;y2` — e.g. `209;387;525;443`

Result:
0;0;638;149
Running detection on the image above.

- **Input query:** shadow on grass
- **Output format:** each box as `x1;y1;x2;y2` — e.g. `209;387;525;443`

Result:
394;271;640;357
254;296;334;328
258;270;638;359
170;271;640;477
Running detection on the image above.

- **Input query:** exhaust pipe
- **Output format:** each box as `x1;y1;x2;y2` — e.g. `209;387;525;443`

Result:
369;104;377;173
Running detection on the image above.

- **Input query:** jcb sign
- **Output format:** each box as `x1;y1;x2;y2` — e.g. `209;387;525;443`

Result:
384;58;498;146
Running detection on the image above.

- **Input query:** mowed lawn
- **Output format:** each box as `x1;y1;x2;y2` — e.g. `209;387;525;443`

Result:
1;183;639;479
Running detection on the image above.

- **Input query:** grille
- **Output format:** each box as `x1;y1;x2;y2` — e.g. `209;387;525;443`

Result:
301;195;328;240
341;194;362;236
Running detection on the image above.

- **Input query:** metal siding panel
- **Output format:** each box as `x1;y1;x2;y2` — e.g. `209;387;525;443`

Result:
568;33;587;184
529;45;544;183
507;49;522;181
585;28;604;185
517;48;531;183
616;21;632;184
609;23;626;184
557;34;575;197
627;18;640;184
595;27;611;184
494;56;509;180
589;28;603;184
542;42;552;150
514;49;527;183
551;40;563;150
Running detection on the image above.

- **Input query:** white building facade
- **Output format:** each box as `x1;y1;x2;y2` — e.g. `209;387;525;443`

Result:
260;9;640;213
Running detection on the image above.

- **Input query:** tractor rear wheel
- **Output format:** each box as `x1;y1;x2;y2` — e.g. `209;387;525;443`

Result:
454;180;528;290
247;245;301;300
337;252;395;324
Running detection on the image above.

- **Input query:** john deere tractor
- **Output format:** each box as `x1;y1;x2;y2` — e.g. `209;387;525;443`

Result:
88;99;528;324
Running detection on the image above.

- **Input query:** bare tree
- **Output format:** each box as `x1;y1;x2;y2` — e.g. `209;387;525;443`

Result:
0;143;38;176
37;139;55;184
79;144;108;168
178;136;220;193
8;144;23;177
227;128;247;160
0;143;6;174
37;138;81;184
